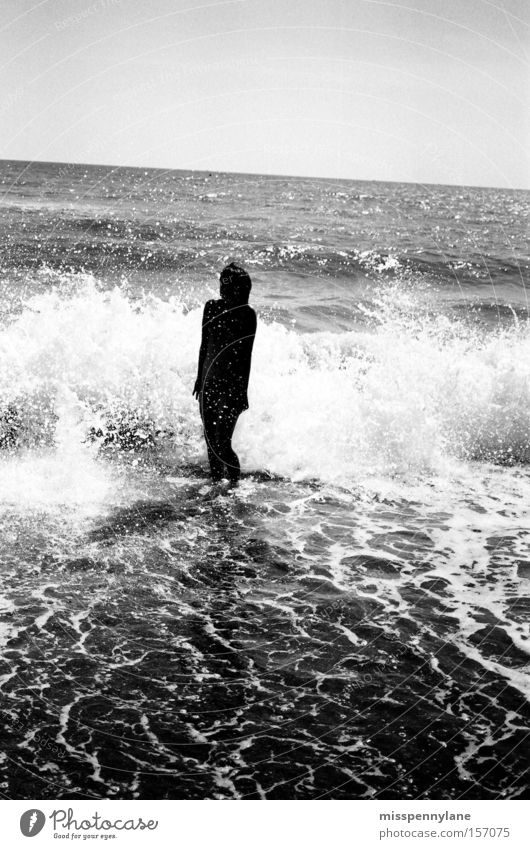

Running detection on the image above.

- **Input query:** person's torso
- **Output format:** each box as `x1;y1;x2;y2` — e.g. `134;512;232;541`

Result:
203;300;254;382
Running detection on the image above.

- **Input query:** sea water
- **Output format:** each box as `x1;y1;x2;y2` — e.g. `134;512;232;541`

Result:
0;160;528;799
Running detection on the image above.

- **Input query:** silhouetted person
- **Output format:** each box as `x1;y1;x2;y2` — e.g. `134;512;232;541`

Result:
193;263;257;483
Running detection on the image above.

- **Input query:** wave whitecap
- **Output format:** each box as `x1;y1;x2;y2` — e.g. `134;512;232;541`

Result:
0;277;529;490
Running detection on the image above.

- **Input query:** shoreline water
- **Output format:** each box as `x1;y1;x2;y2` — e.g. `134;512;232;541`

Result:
0;160;528;799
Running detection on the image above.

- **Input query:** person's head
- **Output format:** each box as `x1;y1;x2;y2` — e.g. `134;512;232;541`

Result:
219;263;252;306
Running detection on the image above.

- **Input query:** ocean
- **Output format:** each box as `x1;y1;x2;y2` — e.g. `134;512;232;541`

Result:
0;159;528;799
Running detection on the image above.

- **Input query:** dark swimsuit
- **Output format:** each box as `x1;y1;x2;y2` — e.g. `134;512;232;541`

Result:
196;299;257;481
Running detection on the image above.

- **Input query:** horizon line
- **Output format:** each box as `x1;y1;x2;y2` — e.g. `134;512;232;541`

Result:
0;155;527;193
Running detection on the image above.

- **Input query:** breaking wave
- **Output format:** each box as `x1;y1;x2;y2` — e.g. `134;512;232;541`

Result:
0;275;529;497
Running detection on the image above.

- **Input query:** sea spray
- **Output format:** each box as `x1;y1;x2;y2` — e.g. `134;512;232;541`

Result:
0;278;529;490
0;163;528;799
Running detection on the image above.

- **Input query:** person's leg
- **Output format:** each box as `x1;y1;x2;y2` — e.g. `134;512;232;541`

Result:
215;406;241;483
200;400;225;481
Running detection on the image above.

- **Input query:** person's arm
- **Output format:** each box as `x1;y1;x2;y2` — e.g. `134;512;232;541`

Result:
241;308;257;396
193;301;212;398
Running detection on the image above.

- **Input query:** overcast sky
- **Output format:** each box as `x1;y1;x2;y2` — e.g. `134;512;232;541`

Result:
1;0;528;187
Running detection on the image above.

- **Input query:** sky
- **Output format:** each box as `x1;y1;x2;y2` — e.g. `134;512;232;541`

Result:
1;0;529;188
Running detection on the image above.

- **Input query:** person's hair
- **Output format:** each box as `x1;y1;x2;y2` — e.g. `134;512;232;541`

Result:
219;262;252;305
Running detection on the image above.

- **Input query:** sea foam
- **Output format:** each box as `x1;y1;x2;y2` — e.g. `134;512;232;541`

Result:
0;277;528;494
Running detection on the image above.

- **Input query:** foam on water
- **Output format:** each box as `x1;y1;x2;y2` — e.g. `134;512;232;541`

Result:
0;274;528;799
0;275;529;502
0;452;110;511
1;164;528;798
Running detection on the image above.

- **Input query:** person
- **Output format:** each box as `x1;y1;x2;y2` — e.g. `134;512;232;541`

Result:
193;263;257;483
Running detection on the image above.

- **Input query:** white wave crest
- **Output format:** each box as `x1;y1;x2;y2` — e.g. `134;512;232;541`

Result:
0;277;528;495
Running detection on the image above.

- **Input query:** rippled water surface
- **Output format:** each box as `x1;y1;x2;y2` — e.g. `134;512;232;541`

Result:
0;161;528;798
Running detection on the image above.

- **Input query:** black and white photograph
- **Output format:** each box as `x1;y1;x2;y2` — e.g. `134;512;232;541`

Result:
0;0;528;826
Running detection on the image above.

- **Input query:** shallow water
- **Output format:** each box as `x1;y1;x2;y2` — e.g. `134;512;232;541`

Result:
0;454;528;799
